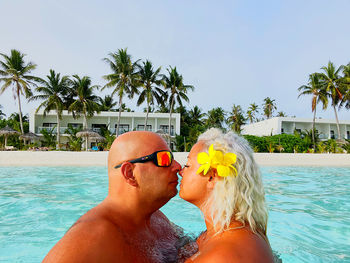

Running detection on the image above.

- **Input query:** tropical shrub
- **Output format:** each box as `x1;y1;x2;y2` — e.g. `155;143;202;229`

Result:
244;134;308;153
40;128;56;148
341;140;350;153
65;125;82;151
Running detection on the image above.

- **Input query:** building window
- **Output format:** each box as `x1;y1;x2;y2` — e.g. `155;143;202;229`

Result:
330;130;335;139
160;125;174;135
68;123;83;129
43;123;57;128
40;123;57;133
137;124;152;131
281;128;284;134
92;124;107;133
116;124;130;134
347;131;350;139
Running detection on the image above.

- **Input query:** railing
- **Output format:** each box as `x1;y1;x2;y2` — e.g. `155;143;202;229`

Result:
36;127;176;136
37;127;69;134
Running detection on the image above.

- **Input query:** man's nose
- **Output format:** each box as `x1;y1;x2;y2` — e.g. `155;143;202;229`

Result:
172;159;181;172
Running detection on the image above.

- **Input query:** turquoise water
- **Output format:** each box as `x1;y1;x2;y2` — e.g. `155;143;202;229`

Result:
0;166;349;262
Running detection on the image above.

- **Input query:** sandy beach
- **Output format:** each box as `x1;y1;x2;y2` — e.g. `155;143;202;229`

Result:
0;151;349;167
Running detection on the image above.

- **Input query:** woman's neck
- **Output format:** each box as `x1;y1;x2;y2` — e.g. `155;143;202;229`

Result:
201;207;245;238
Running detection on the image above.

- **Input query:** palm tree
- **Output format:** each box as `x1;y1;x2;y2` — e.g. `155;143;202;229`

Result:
320;61;344;139
226;104;246;133
0;49;42;134
205;107;226;129
340;63;350;110
247;103;259;123
136;60;164;130
30;69;71;149
189;106;205;126
263;97;277;119
298;73;328;149
0;105;5;119
103;48;139;136
98;95;117;111
68;75;100;129
276;111;287;117
163;66;194;140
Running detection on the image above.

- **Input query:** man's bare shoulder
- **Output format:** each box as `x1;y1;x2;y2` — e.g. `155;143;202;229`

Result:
43;209;130;262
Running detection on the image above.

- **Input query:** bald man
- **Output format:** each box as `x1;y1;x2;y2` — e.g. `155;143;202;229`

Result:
43;131;184;263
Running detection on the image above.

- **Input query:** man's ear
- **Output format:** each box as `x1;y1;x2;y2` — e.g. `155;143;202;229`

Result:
120;162;138;187
207;169;219;190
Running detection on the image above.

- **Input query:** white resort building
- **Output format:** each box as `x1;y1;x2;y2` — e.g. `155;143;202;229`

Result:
242;117;350;140
29;110;181;148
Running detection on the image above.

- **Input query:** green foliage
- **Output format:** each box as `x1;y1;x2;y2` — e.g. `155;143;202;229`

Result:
0;105;5;119
243;134;308;153
40;127;56;148
99;127;116;150
64;124;82;151
0;49;42;133
324;139;343;153
341;139;350;153
205;107;226;130
174;106;205;151
226;104;246;133
263;97;276;119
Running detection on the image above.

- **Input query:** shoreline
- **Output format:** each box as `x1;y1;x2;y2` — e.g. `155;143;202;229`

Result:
0;151;350;167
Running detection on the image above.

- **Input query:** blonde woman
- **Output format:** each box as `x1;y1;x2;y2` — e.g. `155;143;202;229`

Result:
179;128;274;262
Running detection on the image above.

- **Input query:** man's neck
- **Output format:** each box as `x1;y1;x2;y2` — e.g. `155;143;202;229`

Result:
102;195;158;230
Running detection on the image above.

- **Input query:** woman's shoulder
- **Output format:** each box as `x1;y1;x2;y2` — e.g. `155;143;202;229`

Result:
194;229;274;263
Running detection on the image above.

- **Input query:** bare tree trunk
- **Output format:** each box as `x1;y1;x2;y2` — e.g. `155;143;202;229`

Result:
168;95;175;146
16;83;24;134
144;100;149;131
56;106;60;150
5;136;8;147
312;106;316;151
333;105;341;140
116;96;122;136
83;113;88;129
83;112;88;151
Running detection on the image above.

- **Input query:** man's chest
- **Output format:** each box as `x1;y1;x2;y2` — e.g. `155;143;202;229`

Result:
127;226;178;263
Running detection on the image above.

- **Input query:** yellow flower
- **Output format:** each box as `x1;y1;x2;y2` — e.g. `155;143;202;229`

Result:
214;152;237;177
196;144;217;175
196;144;238;177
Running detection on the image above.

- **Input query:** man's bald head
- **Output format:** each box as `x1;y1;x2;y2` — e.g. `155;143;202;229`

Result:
108;131;169;173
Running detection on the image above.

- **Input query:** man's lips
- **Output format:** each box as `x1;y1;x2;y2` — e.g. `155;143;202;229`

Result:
169;179;178;185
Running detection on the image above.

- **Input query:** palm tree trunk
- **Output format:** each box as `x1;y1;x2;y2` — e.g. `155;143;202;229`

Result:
312;106;316;151
116;96;122;136
5;136;8;148
16;82;24;134
144;101;150;131
56;106;60;150
83;113;88;129
83;112;88;151
168;95;175;146
333;105;341;140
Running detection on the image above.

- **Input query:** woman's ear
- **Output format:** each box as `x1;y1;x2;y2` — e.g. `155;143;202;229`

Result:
120;162;138;187
207;169;219;190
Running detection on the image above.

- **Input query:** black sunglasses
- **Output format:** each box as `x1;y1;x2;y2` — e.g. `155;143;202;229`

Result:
114;150;174;169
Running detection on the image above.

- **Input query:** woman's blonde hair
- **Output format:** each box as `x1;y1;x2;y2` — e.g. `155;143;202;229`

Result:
198;128;268;235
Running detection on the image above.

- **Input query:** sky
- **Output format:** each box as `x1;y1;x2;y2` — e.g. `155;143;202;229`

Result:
1;0;350;121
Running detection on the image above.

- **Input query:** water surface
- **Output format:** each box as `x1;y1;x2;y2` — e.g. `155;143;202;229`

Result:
0;166;349;262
